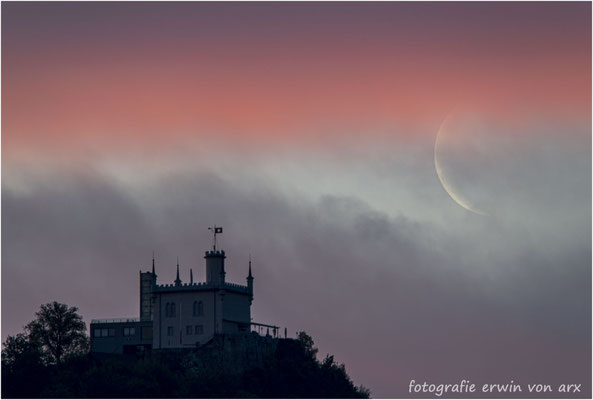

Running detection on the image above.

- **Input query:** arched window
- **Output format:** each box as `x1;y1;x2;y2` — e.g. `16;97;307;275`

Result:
165;302;170;317
198;301;204;316
171;302;176;317
193;301;198;316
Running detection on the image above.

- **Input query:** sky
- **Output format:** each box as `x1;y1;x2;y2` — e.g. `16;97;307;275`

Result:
2;2;591;397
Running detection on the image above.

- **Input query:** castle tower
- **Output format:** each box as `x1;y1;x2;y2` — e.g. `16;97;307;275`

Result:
140;255;157;321
205;250;226;285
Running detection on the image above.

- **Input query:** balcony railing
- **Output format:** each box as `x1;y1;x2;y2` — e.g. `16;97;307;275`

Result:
250;321;281;338
91;317;140;324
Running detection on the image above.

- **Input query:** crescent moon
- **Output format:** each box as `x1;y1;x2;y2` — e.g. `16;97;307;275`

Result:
434;116;488;216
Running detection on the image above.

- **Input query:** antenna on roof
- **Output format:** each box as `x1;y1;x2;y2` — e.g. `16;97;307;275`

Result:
208;225;223;250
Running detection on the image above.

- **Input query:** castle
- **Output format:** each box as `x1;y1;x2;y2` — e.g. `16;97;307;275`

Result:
90;227;280;355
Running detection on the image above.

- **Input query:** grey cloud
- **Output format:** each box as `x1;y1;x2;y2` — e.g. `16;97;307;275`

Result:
2;160;590;397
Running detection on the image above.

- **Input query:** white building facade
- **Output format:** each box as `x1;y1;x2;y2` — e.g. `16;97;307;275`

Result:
149;250;254;349
90;234;283;355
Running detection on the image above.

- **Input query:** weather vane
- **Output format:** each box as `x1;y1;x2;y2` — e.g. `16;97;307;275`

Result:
208;225;223;250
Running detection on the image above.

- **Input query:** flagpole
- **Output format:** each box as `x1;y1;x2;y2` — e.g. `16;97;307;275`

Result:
208;225;223;251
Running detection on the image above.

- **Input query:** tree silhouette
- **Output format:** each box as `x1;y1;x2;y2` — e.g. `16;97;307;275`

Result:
3;305;370;398
297;331;318;359
1;332;43;372
25;301;89;364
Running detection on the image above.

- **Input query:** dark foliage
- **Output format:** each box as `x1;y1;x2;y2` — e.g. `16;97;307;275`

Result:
26;301;89;365
2;304;369;398
1;333;48;398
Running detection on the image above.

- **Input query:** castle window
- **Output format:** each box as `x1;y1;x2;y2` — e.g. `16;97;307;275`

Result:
95;328;115;337
167;326;174;336
123;327;135;336
193;301;204;316
186;325;192;335
195;325;204;335
165;302;176;318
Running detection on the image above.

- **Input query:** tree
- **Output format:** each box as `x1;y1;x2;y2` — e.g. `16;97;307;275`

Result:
25;301;89;364
2;333;47;397
1;332;42;372
297;331;318;360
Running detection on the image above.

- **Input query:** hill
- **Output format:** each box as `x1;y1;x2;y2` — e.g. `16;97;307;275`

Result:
2;331;370;398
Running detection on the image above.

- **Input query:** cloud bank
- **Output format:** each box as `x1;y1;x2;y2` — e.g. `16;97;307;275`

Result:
2;130;590;396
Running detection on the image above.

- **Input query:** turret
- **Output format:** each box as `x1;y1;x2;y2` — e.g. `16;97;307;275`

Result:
140;254;157;321
247;255;254;300
205;250;226;285
175;257;182;286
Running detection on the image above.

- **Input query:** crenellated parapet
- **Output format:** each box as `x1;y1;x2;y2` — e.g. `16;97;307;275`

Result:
153;281;250;294
205;250;226;257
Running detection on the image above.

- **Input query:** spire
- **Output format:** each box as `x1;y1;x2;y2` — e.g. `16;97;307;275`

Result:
175;257;181;286
190;268;194;284
248;254;253;278
247;254;254;299
152;251;156;275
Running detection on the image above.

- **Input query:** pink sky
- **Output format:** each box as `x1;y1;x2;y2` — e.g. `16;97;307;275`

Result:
2;2;590;156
